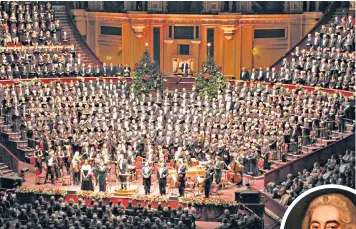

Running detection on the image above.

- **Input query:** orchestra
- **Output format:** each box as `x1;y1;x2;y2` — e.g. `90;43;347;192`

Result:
40;138;248;197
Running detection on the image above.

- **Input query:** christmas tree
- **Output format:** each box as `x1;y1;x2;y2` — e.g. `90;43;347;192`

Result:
130;49;162;98
196;56;227;99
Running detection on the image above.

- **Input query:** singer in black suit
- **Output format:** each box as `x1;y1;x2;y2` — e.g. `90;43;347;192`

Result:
142;162;153;195
157;162;169;195
181;60;189;76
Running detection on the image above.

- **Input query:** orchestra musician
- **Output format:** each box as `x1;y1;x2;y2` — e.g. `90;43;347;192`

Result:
71;151;81;185
44;150;55;184
81;159;94;191
55;146;64;179
34;145;43;173
204;167;214;198
246;146;259;176
64;145;72;175
142;161;153;195
178;160;187;197
117;154;128;190
157;162;169;195
228;153;244;186
214;156;224;184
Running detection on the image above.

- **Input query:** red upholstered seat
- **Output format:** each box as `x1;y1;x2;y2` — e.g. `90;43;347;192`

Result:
35;167;46;184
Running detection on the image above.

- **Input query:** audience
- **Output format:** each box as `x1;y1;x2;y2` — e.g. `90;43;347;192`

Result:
0;191;261;229
248;15;355;91
266;148;355;206
0;193;202;229
0;2;131;80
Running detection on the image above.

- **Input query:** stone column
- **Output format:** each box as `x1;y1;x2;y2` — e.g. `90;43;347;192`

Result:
164;40;174;75
132;1;137;11
229;1;234;12
88;1;103;11
202;1;208;13
124;2;131;11
163;1;168;13
191;41;201;76
240;1;252;13
284;1;290;13
235;1;240;12
87;19;97;53
289;1;303;13
315;1;320;11
220;1;225;12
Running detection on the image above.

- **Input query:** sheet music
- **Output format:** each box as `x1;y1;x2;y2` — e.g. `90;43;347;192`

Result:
197;176;203;183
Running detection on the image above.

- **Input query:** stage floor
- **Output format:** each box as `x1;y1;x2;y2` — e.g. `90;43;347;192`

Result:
22;169;264;200
20;170;267;229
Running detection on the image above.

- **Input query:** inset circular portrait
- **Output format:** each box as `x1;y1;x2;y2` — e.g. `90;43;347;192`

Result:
281;185;356;229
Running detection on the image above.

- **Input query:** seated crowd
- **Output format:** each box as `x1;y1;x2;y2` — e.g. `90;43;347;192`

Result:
0;192;199;229
0;191;260;229
0;80;353;179
0;45;133;79
0;1;135;80
0;2;62;46
266;148;355;206
242;15;355;91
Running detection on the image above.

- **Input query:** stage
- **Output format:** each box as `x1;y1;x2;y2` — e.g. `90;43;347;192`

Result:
21;167;264;200
17;166;266;228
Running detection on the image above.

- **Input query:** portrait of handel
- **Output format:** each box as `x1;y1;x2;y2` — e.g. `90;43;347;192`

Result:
302;193;356;229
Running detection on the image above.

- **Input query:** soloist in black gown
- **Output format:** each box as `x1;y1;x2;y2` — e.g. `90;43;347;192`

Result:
81;169;94;191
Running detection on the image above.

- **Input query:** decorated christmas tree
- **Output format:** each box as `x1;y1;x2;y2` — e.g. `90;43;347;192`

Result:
196;56;227;99
130;49;162;97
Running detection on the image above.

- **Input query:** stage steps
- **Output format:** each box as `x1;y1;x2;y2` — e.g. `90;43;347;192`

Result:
0;162;14;176
53;5;102;66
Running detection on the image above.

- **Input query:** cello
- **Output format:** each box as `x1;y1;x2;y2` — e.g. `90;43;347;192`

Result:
228;160;242;184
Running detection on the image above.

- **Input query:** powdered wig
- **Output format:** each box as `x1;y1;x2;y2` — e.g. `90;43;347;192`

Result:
302;193;356;229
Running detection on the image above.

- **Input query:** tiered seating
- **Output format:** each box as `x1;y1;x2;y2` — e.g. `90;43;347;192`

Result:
0;79;353;177
265;148;355;206
246;14;355;91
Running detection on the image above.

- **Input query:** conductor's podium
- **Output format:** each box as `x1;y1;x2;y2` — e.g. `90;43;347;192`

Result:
113;173;139;197
114;187;139;197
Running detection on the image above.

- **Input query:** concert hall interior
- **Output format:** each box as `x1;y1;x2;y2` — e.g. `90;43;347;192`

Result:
0;1;354;229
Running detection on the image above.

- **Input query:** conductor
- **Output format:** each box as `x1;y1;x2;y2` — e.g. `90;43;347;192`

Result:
117;154;128;190
204;167;214;198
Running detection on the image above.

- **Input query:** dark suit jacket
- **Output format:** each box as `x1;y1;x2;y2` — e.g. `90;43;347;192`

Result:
157;167;168;179
117;159;128;174
240;70;249;81
142;166;153;178
100;67;108;76
181;63;189;73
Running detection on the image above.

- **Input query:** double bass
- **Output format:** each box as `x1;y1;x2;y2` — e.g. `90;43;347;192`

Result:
228;160;243;184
